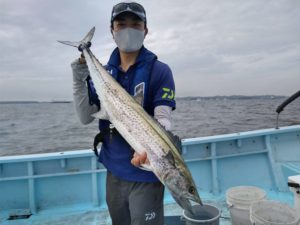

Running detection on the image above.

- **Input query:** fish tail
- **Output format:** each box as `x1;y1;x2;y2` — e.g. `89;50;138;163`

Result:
57;27;95;51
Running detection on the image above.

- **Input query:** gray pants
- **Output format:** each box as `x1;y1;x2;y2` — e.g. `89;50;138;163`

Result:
106;171;164;225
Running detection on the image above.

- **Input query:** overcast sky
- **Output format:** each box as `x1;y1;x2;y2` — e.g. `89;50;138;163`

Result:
0;0;299;101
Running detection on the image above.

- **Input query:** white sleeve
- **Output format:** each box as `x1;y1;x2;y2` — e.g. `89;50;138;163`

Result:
71;59;99;125
154;105;172;130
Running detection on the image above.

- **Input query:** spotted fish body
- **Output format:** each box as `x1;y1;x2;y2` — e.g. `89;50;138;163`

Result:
58;27;202;211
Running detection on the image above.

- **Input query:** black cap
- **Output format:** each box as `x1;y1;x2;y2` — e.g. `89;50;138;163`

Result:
111;2;146;25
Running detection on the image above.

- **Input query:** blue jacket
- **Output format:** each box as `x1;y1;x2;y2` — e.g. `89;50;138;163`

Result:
88;46;176;182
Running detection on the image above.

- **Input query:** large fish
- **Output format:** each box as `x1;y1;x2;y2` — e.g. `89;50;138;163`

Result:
58;27;202;212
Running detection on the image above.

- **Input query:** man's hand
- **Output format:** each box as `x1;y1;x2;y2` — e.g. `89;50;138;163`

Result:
79;53;86;64
131;151;149;167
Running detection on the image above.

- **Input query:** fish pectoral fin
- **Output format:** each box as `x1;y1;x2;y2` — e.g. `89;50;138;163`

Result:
92;109;109;120
138;163;153;172
164;151;175;166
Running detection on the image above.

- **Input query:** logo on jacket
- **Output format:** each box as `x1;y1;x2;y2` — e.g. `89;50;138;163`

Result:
162;88;174;100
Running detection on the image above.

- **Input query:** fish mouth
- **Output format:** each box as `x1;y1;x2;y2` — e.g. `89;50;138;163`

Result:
173;193;203;215
178;198;193;212
179;196;204;216
187;195;203;206
173;195;194;213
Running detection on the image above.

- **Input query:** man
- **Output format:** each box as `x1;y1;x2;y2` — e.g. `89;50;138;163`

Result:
71;2;176;225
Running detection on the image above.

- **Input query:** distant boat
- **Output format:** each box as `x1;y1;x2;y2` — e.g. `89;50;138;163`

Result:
50;100;72;104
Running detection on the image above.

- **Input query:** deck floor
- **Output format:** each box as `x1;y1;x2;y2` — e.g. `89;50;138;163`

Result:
0;201;232;225
0;191;294;225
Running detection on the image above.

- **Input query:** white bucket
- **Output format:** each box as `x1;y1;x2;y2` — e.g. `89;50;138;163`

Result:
226;186;266;225
250;200;300;225
182;204;221;225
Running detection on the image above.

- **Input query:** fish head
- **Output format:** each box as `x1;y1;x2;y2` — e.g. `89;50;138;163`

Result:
165;165;202;212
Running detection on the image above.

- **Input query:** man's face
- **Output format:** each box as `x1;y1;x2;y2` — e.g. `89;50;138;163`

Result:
112;12;147;33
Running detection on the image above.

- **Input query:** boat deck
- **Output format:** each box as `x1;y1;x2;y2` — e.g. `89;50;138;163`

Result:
1;125;299;224
0;191;294;225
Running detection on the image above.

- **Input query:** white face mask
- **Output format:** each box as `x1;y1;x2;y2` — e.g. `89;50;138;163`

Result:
113;28;145;53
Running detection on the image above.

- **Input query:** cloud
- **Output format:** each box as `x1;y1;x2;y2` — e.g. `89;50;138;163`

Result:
0;0;299;100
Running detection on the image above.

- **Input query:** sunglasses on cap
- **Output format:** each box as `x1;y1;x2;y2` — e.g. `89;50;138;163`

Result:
111;2;146;22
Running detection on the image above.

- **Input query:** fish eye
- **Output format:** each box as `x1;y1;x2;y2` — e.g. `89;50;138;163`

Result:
188;186;195;194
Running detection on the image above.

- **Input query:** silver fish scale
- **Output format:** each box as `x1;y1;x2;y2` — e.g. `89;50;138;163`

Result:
103;82;169;159
98;87;175;184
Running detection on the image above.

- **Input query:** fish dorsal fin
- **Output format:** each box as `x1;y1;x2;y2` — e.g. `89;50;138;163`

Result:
152;117;182;155
166;131;182;154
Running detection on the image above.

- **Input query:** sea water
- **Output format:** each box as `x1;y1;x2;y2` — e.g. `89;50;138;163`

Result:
0;96;299;156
